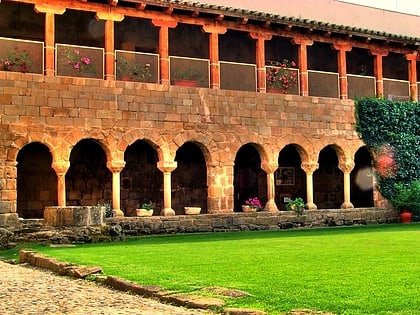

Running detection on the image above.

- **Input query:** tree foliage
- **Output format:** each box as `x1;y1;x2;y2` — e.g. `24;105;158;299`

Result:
355;98;420;210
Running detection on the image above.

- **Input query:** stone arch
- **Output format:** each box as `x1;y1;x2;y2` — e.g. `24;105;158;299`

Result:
275;144;307;210
314;144;344;209
11;134;60;163
122;129;166;163
276;134;313;164
233;142;268;212
351;146;374;207
16;142;57;218
121;139;162;216
66;138;112;206
173;141;209;214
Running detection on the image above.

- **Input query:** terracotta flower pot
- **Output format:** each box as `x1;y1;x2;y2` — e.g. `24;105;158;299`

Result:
399;211;412;224
136;209;153;217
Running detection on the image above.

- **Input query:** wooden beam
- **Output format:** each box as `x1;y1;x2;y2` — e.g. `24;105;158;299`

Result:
164;5;174;15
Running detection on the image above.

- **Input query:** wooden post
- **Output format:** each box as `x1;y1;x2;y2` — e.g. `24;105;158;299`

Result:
370;49;388;98
152;19;178;86
202;25;227;90
333;42;352;100
291;37;313;96
406;53;418;102
250;32;272;93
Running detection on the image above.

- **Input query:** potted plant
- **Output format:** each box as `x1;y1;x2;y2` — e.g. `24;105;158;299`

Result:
116;56;151;82
173;67;204;87
184;206;201;215
242;197;263;212
0;46;33;73
266;59;298;94
285;197;305;216
391;180;420;223
136;200;155;217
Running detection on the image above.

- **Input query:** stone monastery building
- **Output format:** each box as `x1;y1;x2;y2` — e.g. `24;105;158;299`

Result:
0;0;419;226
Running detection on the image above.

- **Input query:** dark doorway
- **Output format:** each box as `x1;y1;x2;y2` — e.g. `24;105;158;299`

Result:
122;140;161;216
173;142;207;215
17;142;57;218
351;147;374;207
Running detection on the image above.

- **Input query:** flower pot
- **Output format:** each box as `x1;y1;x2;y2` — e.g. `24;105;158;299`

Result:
136;209;153;217
184;207;201;215
174;80;198;87
266;88;283;94
242;205;257;212
399;211;412;224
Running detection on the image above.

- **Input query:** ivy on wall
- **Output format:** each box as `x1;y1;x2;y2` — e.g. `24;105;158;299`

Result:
355;98;420;204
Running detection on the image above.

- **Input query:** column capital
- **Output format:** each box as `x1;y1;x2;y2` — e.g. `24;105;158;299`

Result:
338;160;355;173
261;162;278;174
405;53;418;61
291;37;313;46
301;162;319;174
370;48;388;57
34;4;66;15
106;160;126;173
202;24;227;34
52;160;70;175
157;161;178;173
95;12;125;22
151;19;178;28
249;32;272;41
332;42;352;52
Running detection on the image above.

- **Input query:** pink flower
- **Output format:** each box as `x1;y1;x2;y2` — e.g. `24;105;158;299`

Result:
73;62;80;70
81;57;91;65
291;61;296;67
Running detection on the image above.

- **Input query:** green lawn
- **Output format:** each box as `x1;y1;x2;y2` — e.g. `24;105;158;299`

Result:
3;224;420;314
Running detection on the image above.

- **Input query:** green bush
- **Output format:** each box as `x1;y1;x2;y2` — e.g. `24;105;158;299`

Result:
355;98;420;213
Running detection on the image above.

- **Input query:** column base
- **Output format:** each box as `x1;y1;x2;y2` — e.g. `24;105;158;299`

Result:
112;209;124;217
305;202;318;210
341;202;354;209
264;199;279;212
160;208;175;216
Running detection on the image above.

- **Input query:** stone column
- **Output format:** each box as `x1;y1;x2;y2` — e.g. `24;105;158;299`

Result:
34;5;66;77
300;162;319;210
106;160;126;217
0;160;18;226
152;19;178;86
406;53;418;102
333;42;352;100
261;162;279;212
370;49;388;98
51;160;70;207
96;12;124;81
291;37;313;96
250;32;272;93
338;160;355;209
157;161;177;216
202;25;227;90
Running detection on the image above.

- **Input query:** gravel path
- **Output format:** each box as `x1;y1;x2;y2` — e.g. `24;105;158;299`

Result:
0;261;216;315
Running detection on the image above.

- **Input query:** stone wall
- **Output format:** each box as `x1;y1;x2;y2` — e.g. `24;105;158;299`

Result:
109;208;398;236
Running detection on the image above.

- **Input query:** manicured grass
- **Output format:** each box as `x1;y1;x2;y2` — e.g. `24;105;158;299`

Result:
3;224;420;314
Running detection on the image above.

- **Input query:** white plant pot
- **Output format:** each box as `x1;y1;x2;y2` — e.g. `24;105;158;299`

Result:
136;209;153;217
184;207;201;215
242;205;257;212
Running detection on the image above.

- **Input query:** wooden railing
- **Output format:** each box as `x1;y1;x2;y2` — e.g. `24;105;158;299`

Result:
0;37;418;101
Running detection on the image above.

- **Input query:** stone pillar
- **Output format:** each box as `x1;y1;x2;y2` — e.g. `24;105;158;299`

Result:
370;49;388;98
333;42;352;100
51;160;70;207
338;160;355;209
157;161;177;216
106;160;126;217
34;5;66;77
96;12;124;81
152;19;178;86
291;37;313;96
202;25;227;90
261;162;279;212
300;162;319;210
406;53;418;102
250;32;272;93
0;161;18;226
